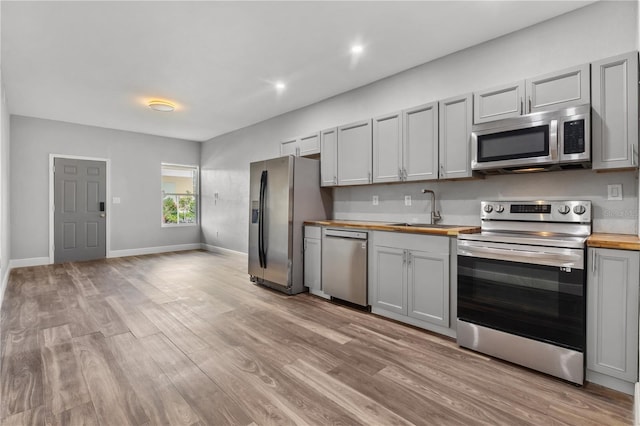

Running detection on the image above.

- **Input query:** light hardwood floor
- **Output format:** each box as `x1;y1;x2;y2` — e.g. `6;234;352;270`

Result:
0;250;633;425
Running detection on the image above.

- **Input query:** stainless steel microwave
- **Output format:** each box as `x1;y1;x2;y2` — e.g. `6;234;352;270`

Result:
471;104;590;172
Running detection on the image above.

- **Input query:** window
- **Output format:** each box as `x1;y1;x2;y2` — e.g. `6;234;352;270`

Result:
161;163;198;226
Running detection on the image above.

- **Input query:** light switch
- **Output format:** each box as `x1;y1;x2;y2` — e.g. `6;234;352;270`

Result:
112;197;121;204
372;195;379;206
607;184;623;201
404;195;411;206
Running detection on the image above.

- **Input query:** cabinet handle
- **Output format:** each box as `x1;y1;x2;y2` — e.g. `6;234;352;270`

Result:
592;250;596;274
440;164;445;178
368;171;372;183
403;168;407;180
407;252;412;266
520;98;523;115
403;250;407;264
528;97;532;113
333;176;337;184
631;144;637;166
398;168;403;180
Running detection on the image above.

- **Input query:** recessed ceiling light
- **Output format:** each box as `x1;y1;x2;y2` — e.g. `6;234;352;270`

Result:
275;81;286;91
148;100;175;112
351;44;364;55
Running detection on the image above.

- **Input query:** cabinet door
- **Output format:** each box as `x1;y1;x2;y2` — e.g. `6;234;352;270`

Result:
337;119;372;186
592;52;639;170
439;94;474;179
473;81;525;124
372;112;402;183
587;248;639;382
303;237;322;291
320;128;338;186
403;102;438;182
371;245;407;315
407;250;449;327
299;132;320;157
526;64;590;113
280;137;298;157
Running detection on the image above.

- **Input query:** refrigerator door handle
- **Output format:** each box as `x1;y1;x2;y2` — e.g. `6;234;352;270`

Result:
259;170;268;268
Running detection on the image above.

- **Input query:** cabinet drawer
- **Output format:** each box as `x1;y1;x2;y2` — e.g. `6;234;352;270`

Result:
304;226;321;239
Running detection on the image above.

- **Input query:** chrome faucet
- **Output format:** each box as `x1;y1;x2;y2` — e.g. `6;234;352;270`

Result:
421;189;442;224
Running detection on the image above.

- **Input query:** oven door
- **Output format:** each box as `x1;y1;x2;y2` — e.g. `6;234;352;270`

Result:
457;240;585;352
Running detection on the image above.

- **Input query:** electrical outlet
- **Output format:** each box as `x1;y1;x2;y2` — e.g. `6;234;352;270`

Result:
372;195;379;206
112;197;121;204
608;184;623;201
404;195;411;206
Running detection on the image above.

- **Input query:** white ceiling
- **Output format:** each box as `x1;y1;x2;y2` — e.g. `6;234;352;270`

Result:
1;1;595;142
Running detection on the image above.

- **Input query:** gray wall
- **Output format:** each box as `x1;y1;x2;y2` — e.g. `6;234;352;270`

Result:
10;116;201;261
200;1;640;253
1;67;11;298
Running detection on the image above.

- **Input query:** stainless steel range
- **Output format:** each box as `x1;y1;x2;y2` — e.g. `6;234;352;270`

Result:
457;200;591;385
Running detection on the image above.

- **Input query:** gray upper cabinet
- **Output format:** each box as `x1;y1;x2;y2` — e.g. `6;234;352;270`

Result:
280;137;298;157
372;103;439;184
474;64;590;124
526;64;590;113
439;93;474;179
592;51;639;170
280;132;320;157
473;81;525;124
587;248;639;383
372;112;403;183
403;102;438;181
299;132;320;157
320;127;338;186
337;119;372;186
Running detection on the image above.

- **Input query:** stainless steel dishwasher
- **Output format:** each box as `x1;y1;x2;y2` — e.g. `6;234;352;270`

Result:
321;228;368;306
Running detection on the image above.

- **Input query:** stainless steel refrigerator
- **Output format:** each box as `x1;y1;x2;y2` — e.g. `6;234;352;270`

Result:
249;156;332;294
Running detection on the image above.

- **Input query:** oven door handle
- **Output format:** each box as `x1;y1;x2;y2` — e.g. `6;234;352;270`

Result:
458;245;583;269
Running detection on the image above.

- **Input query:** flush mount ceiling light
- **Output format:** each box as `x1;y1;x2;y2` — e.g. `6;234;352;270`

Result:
148;100;175;112
351;44;364;55
275;81;286;91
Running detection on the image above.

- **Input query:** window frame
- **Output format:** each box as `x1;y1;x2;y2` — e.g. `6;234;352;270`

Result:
161;162;200;228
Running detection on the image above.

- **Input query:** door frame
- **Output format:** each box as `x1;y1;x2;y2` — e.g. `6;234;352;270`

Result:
49;154;111;264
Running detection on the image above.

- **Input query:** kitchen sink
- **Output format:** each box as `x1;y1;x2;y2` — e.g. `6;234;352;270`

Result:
387;223;460;229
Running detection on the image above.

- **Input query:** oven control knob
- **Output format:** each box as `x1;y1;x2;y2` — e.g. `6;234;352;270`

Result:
558;205;571;215
495;205;505;213
483;204;494;213
573;204;587;215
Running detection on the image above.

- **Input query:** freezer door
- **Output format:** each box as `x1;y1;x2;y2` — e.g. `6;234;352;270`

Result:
262;156;294;287
248;161;264;278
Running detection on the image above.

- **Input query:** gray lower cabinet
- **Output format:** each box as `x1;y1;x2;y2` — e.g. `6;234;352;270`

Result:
592;51;639;170
303;226;324;296
587;248;639;384
370;231;450;328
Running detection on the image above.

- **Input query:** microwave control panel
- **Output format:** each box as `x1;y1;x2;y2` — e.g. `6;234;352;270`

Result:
563;119;585;154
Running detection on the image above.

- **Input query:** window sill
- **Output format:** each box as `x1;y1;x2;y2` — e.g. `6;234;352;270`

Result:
161;223;199;228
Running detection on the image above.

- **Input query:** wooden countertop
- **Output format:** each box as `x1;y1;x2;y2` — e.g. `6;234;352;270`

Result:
304;220;480;236
587;233;640;251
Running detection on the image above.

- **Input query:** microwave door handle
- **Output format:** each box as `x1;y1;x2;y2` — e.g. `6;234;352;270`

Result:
459;246;581;267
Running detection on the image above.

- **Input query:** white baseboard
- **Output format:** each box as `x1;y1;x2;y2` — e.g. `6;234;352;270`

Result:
109;243;202;258
0;265;11;317
9;257;51;268
635;382;639;426
201;243;247;257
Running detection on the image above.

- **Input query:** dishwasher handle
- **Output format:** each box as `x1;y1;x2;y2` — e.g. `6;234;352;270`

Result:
323;229;368;240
